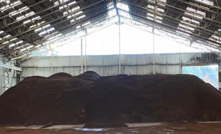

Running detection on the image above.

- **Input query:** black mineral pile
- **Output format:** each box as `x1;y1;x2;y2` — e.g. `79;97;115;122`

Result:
0;71;221;128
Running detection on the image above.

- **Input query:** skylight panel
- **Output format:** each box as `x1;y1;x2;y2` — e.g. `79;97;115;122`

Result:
9;6;29;17
9;43;16;48
0;1;22;12
10;38;17;42
159;0;167;3
54;0;70;5
82;21;91;27
157;8;164;13
182;16;200;25
0;0;10;3
147;13;154;17
16;40;23;45
211;35;219;40
209;29;221;43
23;19;31;25
25;11;35;17
63;6;80;16
66;11;83;19
20;45;33;52
3;41;9;44
48;33;62;40
147;17;153;20
147;4;164;13
16;15;26;21
0;5;10;12
38;27;55;36
76;14;86;20
39;31;47;36
3;34;11;39
182;6;205;32
195;0;214;6
44;31;59;39
75;11;83;16
76;25;80;29
156;16;163;20
42;24;51;29
59;1;77;10
185;7;205;20
16;11;35;21
35;45;41;48
177;28;192;35
147;5;154;10
32;16;41;21
30;21;45;29
148;0;155;4
117;3;129;11
179;23;195;31
19;6;29;12
47;27;55;32
156;19;162;23
34;27;43;32
9;11;19;17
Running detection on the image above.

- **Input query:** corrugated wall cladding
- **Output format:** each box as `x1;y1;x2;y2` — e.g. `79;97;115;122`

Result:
0;58;18;96
0;55;4;95
21;53;219;78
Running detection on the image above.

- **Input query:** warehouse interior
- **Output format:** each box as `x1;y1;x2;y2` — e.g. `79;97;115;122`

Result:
1;0;221;133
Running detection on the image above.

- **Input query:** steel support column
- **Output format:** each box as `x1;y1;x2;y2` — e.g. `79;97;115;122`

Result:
118;17;121;74
81;38;83;74
84;34;87;72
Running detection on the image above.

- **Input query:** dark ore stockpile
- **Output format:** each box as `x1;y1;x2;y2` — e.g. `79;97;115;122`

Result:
1;71;221;128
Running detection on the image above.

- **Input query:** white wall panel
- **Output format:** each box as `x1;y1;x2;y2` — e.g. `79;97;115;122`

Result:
21;53;218;79
155;54;167;64
69;56;81;66
124;66;137;75
136;54;153;65
167;54;179;64
52;57;70;67
87;56;103;66
103;66;118;76
137;66;152;75
123;55;137;65
155;65;167;74
103;56;119;66
167;65;179;74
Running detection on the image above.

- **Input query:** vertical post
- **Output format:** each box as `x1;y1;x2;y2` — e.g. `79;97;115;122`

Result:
84;35;87;72
152;0;157;75
218;62;220;91
179;44;182;74
118;17;121;74
153;30;155;75
81;38;83;74
49;44;53;75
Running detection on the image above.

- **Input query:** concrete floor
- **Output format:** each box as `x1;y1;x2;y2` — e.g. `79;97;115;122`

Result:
1;122;221;134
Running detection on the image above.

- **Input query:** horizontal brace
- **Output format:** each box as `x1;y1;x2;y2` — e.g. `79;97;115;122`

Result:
0;64;22;71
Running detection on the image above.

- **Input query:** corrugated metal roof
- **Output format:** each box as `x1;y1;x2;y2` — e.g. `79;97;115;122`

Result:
0;0;221;59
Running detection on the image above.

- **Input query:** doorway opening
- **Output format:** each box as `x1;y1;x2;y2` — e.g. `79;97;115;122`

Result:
182;65;218;89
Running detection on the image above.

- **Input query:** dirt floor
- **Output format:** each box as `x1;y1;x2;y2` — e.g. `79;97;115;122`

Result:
1;122;221;134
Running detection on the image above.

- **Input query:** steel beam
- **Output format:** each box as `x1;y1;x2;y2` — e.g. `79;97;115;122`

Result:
0;64;22;71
